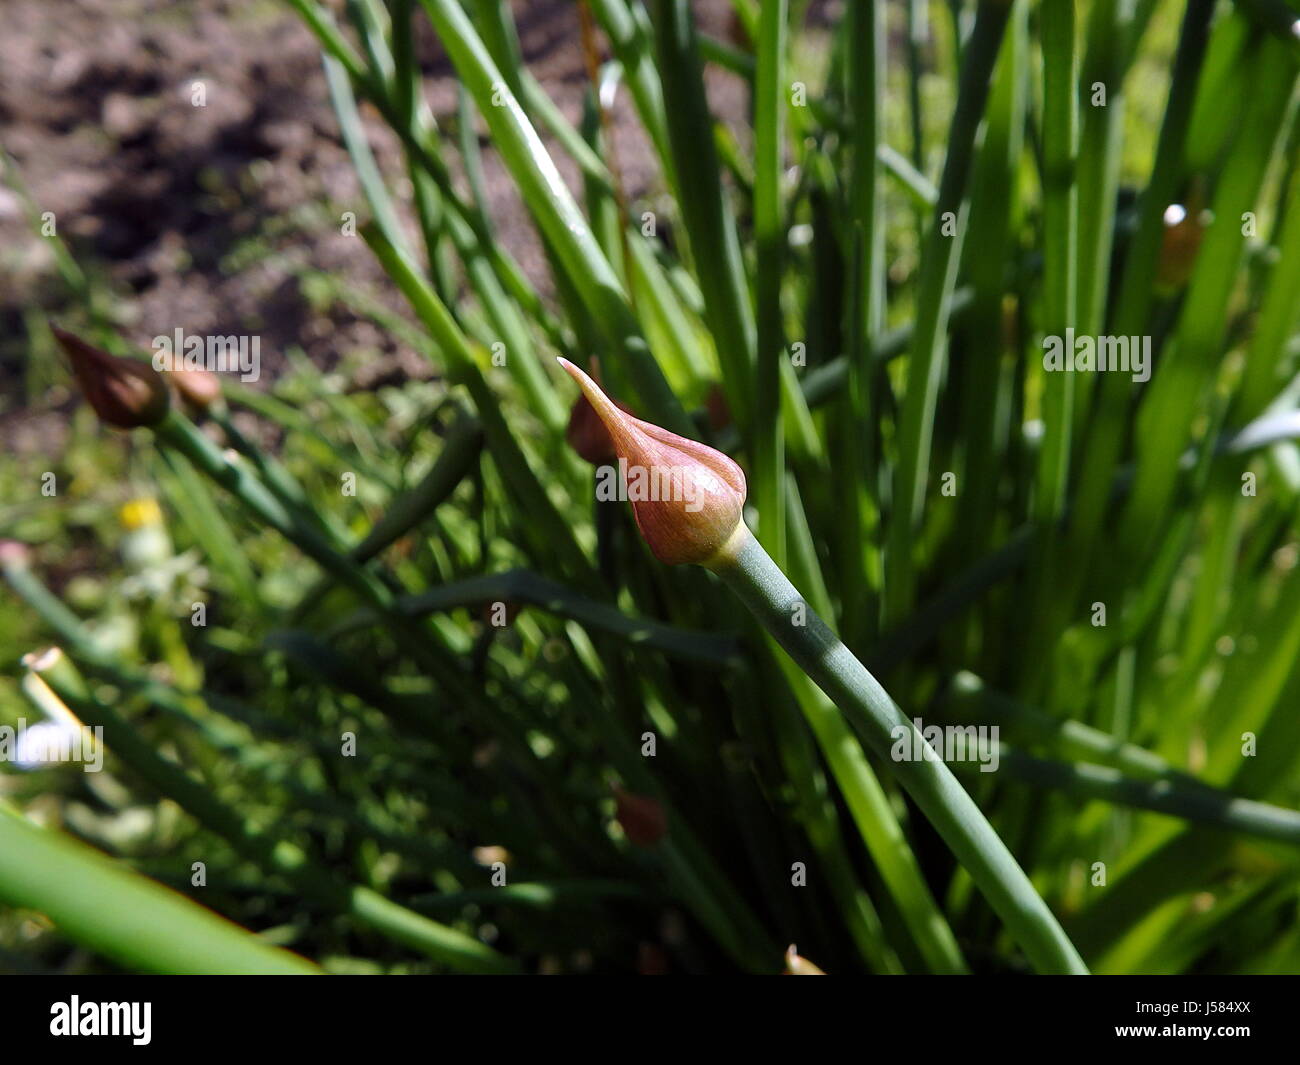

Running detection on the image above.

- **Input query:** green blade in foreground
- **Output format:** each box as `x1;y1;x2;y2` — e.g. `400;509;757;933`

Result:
0;806;320;975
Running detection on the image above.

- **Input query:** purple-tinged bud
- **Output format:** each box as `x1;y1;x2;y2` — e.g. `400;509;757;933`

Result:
704;382;732;432
612;784;667;847
52;325;170;429
558;358;748;567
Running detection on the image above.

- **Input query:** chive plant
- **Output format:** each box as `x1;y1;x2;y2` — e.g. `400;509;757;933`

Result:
4;0;1300;975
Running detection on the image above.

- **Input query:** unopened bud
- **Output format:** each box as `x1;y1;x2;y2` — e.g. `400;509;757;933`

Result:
612;784;667;847
558;358;748;567
170;365;223;412
52;325;170;429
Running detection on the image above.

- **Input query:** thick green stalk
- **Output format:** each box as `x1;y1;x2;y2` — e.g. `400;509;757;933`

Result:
906;0;927;207
776;661;970;973
711;530;1088;974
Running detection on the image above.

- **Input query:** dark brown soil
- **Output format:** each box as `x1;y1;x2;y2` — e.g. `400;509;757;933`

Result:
0;0;760;452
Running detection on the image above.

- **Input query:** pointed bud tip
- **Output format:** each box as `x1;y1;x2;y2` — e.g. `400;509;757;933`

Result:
556;356;589;394
561;357;633;464
556;357;609;414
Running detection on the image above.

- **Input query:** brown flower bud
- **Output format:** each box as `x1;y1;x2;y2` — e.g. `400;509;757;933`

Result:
1157;205;1204;289
558;358;748;567
705;382;732;432
1157;184;1207;290
169;365;223;412
612;784;667;847
52;325;170;429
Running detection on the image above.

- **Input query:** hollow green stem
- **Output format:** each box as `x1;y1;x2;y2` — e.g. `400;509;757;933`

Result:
709;529;1088;974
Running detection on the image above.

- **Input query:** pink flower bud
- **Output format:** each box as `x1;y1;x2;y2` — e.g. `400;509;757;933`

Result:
52;325;170;430
0;540;31;569
558;358;748;567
